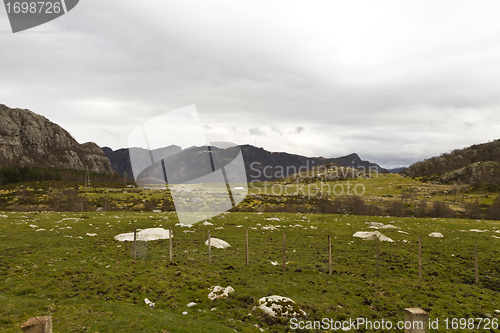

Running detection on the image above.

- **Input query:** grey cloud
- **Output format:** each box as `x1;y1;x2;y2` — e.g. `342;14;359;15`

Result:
249;127;265;136
1;0;500;167
293;126;305;134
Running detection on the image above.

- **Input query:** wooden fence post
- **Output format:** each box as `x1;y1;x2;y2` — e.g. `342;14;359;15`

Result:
376;237;380;277
21;316;52;333
328;235;332;275
418;237;422;280
208;230;211;264
133;227;137;261
245;230;249;267
474;244;479;285
169;226;173;262
404;308;428;333
283;232;286;273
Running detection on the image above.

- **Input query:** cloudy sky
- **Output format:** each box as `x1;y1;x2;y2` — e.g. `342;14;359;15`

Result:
1;0;500;169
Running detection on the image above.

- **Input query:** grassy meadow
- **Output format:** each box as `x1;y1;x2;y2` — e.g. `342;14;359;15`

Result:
1;210;500;332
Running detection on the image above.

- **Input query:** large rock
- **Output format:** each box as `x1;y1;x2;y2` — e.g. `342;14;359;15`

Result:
0;103;115;174
256;295;307;318
205;238;231;249
353;231;394;242
114;228;172;241
208;286;234;300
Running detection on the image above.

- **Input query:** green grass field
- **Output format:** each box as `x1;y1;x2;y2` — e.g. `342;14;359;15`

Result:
1;211;500;332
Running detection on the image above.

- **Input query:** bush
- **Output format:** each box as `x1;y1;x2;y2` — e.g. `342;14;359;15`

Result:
430;201;455;218
414;201;428;218
463;200;482;219
388;201;406;217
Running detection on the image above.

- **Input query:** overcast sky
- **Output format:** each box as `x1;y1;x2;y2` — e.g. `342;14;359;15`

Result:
1;0;500;169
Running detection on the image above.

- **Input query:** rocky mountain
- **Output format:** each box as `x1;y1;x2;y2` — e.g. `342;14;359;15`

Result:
386;167;407;174
0;104;115;174
104;144;387;182
404;139;500;185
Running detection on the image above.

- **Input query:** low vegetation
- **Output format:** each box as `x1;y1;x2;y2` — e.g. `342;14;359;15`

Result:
1;211;500;332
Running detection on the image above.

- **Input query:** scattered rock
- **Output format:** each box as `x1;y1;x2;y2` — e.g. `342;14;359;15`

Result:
353;231;394;242
144;298;155;308
381;224;399;229
208;286;234;300
262;225;278;231
114;228;172;241
256;295;306;318
205;238;230;249
175;223;192;227
429;232;444;238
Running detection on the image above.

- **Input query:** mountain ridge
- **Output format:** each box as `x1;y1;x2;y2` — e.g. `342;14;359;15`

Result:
104;144;388;182
404;138;500;185
0;104;115;175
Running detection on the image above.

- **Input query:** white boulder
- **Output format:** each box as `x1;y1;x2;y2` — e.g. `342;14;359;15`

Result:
206;238;230;249
144;298;155;308
114;228;172;242
353;231;394;242
256;295;306;318
208;286;234;300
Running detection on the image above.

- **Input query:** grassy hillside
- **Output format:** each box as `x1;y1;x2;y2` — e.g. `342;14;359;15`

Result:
3;173;500;220
1;211;500;332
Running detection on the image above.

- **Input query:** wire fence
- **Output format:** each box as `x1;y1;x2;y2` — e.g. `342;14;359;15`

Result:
126;221;500;290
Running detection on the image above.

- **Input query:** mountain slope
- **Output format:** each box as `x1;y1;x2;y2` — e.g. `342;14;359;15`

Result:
104;144;387;182
404;139;500;185
0;104;115;174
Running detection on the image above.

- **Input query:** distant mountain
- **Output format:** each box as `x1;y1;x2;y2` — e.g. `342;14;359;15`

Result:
104;144;387;182
387;167;407;174
239;145;386;181
0;104;115;174
404;139;500;185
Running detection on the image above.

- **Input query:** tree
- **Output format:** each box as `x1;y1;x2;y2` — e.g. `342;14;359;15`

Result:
463;200;482;219
388;201;406;217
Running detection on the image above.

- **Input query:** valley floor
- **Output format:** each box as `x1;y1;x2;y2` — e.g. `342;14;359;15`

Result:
1;211;500;332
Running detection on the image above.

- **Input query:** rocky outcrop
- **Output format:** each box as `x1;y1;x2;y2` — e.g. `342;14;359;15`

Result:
0;103;115;174
404;139;500;179
437;161;500;184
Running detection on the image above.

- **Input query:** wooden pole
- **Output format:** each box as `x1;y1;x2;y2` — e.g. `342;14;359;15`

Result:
208;230;211;264
283;232;286;273
245;230;249;267
169;226;173;262
418;237;422;280
328;235;332;275
21;316;52;333
404;308;428;333
474;244;479;285
376;236;380;277
133;227;137;260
